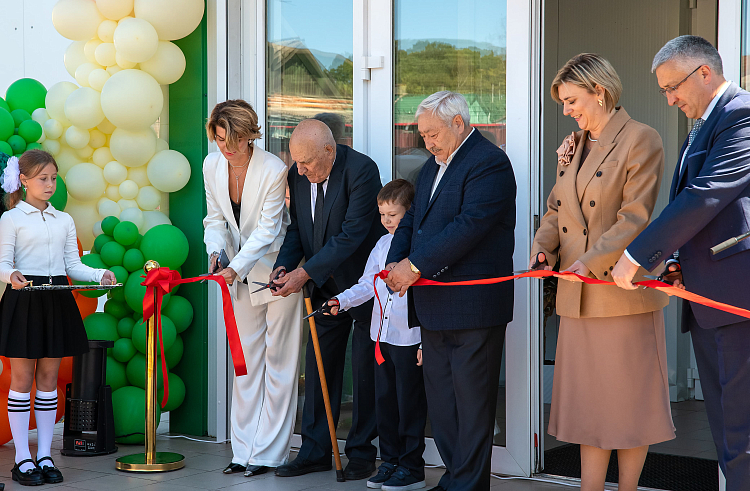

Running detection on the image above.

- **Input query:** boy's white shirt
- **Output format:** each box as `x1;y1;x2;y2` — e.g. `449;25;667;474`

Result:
336;234;421;346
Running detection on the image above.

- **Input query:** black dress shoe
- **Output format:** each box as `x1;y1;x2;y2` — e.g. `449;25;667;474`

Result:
11;459;44;486
244;464;268;477
223;462;245;474
275;457;331;477
36;456;63;484
343;459;376;480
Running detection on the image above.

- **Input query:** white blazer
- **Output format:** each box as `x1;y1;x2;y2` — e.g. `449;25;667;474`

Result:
202;146;290;306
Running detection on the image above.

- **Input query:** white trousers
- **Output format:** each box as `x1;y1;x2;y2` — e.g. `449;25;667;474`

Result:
230;284;303;466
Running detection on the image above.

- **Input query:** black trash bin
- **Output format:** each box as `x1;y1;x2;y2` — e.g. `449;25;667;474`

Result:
61;340;117;456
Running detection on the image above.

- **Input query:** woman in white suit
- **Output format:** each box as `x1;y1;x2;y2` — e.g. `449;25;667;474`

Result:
203;100;303;477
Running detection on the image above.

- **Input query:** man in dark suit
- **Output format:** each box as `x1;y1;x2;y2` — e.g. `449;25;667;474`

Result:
385;91;516;491
613;36;750;490
271;119;384;479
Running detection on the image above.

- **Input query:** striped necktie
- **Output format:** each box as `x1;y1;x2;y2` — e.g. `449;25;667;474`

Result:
679;118;704;181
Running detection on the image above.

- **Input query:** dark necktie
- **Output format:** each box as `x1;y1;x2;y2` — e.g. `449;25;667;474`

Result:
313;182;325;253
678;118;704;182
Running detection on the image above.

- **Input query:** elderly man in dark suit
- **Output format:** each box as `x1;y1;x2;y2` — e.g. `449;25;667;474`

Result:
613;36;750;491
385;91;516;491
271;119;384;480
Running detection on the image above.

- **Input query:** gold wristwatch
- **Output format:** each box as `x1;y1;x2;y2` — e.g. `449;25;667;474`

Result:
408;259;421;275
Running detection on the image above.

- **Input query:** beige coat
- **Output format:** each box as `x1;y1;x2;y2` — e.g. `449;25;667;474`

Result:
532;108;669;318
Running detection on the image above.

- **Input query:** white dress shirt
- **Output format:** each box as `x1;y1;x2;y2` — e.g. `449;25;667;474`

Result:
336;234;421;346
624;81;731;268
0;201;106;284
310;178;329;223
430;127;475;198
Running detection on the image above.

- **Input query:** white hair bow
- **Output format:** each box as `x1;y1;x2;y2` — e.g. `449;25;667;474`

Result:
1;157;21;193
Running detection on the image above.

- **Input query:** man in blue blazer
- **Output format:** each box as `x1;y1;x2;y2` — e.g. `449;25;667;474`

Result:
613;36;750;490
385;91;516;491
271;120;385;479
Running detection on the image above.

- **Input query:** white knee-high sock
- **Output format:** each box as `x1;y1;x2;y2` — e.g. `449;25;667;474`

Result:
8;390;33;472
34;389;57;467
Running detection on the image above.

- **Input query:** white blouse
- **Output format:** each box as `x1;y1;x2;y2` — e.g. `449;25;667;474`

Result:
0;201;106;285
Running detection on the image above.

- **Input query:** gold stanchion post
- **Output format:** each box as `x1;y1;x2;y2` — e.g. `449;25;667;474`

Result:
116;260;185;472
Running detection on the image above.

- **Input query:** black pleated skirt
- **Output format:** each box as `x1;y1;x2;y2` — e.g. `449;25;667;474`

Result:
0;275;90;359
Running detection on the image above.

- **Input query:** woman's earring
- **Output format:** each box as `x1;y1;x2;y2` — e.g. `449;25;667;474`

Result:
598;99;603;107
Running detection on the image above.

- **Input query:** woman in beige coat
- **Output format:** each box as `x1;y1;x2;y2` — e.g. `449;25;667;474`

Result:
531;54;675;491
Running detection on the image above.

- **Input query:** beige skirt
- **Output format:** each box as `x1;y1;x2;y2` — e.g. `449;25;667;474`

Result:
548;310;675;449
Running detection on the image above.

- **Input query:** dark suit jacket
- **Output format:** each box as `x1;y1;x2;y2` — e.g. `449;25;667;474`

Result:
386;130;517;330
628;82;750;329
274;144;385;322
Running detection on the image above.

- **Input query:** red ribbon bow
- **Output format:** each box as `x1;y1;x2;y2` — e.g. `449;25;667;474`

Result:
142;268;247;408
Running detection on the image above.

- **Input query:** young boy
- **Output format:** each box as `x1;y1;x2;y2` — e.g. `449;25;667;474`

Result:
326;179;426;490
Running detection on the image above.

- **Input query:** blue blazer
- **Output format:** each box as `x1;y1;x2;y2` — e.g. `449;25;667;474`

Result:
386;130;517;330
628;82;750;329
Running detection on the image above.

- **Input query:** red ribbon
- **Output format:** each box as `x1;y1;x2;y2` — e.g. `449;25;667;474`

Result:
142;268;247;408
372;269;750;365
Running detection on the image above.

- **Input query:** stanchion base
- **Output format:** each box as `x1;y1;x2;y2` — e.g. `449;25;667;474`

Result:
115;452;185;472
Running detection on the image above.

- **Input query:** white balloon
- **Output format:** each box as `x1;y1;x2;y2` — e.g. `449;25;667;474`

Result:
113;17;159;63
118;180;139;199
141;210;171;233
92;147;114;168
115;52;137;69
103;160;128;184
134;0;204;41
89;129;107;149
155;137;169;152
98;19;118;42
139;41;186;85
96;0;134;20
119;207;144;229
43;119;64;140
65;126;91;149
64;41;88;79
64;87;105;129
75;62;101;88
37;132;46;144
147;150;191;192
84;39;102;63
93;220;104;237
42;139;61;155
105;185;121;201
106;65;123;76
117;198;138;210
94;43;117;67
67;163;107;201
97;118;116;135
65;195;101;250
136;185;161;210
88;69;111;92
100;70;163;130
77;145;94;159
52;0;104;41
32;108;50;125
109;127;156;167
127;165;150;187
45;82;78;125
56;147;80;178
98;197;121;217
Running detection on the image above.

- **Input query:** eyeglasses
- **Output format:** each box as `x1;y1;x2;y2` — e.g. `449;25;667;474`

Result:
659;65;703;96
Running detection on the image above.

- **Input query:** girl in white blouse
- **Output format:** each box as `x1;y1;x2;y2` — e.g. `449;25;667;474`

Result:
0;150;113;486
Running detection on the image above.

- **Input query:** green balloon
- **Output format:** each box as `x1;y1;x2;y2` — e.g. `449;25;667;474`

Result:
162;296;193;333
10;109;31;128
104;298;130;319
123;249;145;273
7;135;26;154
106;356;128;392
100;241;126;267
126;234;143;250
83;312;119;342
139;224;189;270
0;108;12;141
163;335;183;369
133;311;142;321
6;78;47;114
132;315;176;354
0;141;11;156
117;317;136;338
109;265;128;286
101;216;120;236
109;285;126;302
18;119;42;143
126;353;165;390
124;271;170;313
0;97;8;112
112;386;161;444
93;234;114;254
112;338;137;363
113;221;139;246
75;253;110;297
24;142;42;152
158;372;186;412
48;175;67;211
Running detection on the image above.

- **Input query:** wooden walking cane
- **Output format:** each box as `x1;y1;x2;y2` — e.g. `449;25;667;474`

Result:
303;283;345;482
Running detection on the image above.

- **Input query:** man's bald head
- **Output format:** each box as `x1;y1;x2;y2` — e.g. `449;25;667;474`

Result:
290;119;337;183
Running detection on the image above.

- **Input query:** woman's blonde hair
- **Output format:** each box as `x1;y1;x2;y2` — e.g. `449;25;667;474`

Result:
551;53;623;112
206;100;262;153
3;150;59;210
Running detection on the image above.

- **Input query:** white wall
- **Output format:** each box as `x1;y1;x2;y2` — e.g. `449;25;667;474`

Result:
0;1;73;96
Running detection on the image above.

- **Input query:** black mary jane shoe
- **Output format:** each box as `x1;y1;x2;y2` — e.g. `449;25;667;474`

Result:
36;456;63;484
11;459;44;486
223;462;245;474
244;464;269;477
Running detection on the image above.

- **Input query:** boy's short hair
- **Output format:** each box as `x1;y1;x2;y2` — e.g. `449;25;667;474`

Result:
378;179;415;208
